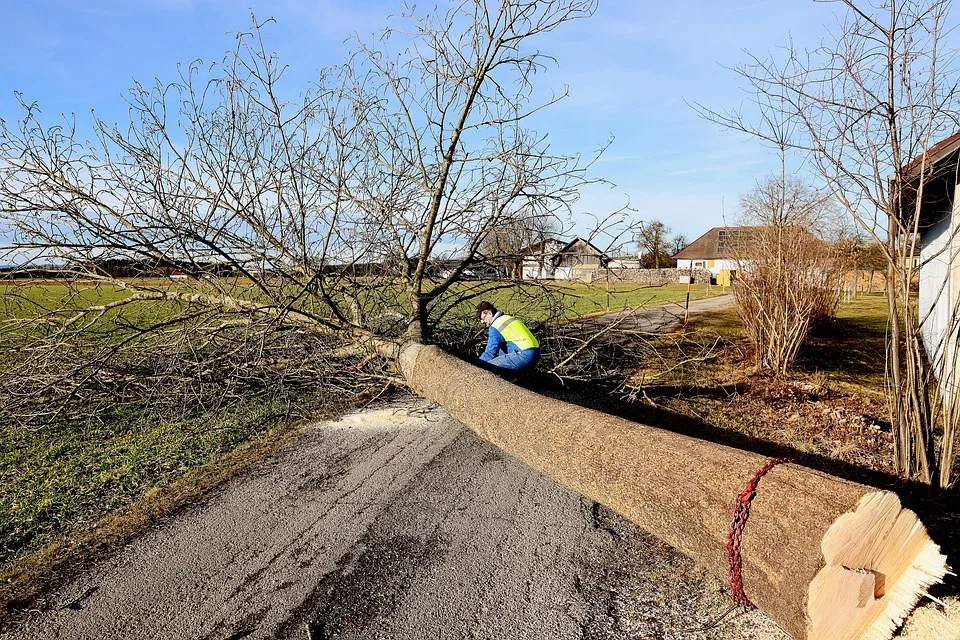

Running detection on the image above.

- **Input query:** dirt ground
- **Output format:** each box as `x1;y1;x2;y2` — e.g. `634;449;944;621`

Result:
900;596;960;639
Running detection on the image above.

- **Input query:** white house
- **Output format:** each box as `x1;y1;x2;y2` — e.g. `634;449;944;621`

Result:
673;225;826;287
672;227;750;278
519;237;608;280
908;131;960;381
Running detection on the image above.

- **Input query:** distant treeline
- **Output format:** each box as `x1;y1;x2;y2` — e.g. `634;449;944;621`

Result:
0;257;501;280
0;266;72;280
0;259;237;279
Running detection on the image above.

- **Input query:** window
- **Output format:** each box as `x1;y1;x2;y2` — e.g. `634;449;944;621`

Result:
717;229;745;255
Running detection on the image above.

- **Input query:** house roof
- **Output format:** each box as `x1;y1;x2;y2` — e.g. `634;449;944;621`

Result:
672;226;821;260
672;227;759;260
900;130;960;229
556;237;606;257
903;130;960;177
517;237;566;256
519;236;606;258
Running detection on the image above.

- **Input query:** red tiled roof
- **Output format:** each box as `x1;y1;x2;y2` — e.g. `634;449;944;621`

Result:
902;130;960;176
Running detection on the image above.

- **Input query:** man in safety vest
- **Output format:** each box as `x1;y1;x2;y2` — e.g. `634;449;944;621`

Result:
474;300;540;376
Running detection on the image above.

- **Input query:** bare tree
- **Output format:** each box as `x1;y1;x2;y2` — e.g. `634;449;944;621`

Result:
836;235;890;271
335;0;604;341
479;211;560;278
732;176;841;374
670;233;688;256
0;1;601;429
693;0;960;487
636;219;673;268
739;175;837;231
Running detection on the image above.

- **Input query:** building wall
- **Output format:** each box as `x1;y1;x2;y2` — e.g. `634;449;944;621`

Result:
676;258;739;275
558;254;602;268
523;258;601;280
521;260;554;280
919;187;959;384
552;265;601;281
608;258;641;269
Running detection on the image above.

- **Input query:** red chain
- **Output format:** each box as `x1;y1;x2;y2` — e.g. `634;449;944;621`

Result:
725;457;794;609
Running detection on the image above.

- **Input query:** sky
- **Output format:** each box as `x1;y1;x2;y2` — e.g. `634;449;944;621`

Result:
0;0;850;246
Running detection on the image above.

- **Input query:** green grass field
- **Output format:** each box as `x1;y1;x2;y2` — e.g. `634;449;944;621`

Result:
535;282;723;320
0;279;721;319
0;398;319;566
431;280;725;328
796;294;890;396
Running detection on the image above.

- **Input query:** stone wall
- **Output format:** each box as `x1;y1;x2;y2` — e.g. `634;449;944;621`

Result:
588;267;715;285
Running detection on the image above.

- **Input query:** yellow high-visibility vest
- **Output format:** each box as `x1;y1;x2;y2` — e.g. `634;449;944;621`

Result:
492;314;539;350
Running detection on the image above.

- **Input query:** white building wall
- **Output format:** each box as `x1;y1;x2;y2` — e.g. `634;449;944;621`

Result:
521;260;555;280
919;191;959;380
676;258;740;276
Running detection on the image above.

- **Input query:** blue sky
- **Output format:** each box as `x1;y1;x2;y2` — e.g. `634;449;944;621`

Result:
0;0;847;244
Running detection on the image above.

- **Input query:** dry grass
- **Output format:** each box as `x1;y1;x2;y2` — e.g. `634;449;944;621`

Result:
620;294;898;476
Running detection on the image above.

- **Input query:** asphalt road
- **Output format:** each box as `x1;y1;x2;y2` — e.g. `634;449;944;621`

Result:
564;294;733;335
5;398;786;640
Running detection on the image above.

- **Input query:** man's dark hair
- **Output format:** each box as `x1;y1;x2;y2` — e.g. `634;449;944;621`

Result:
475;300;497;317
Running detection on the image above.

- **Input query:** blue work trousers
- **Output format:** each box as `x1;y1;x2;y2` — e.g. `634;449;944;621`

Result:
474;348;540;376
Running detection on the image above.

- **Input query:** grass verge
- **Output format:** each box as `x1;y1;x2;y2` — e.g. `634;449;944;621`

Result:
0;411;306;615
0;387;375;620
449;281;726;324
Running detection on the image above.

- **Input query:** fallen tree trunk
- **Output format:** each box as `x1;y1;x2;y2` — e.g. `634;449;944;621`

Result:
391;342;948;640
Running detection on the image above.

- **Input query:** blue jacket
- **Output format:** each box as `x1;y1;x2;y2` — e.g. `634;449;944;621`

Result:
479;311;535;361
